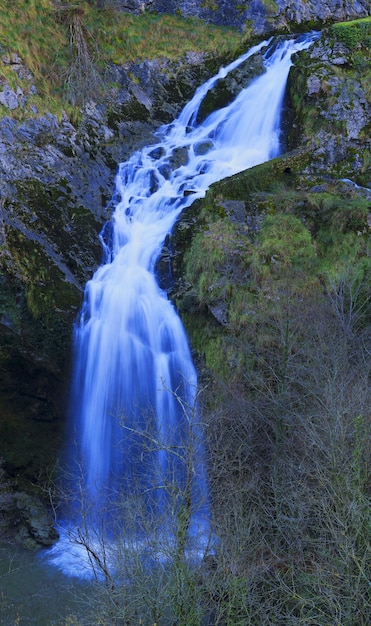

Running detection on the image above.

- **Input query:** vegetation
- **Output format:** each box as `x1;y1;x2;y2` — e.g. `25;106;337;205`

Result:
172;152;371;624
0;5;370;624
0;0;245;115
8;133;366;626
331;16;371;48
286;17;370;186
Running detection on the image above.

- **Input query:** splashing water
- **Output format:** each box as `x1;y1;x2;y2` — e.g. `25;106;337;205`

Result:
48;33;319;577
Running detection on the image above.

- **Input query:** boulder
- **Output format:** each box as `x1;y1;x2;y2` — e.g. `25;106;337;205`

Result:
14;492;59;549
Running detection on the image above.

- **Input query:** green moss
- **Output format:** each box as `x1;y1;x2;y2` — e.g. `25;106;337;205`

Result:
6;228;79;312
0;277;21;331
260;0;278;15
309;192;369;234
256;214;316;269
331;17;371;49
201;0;219;10
185;219;250;305
178;150;371;388
228;286;256;333
287;28;370;177
13;178;102;285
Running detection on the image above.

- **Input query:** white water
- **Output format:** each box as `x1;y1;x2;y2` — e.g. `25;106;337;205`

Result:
48;33;319;577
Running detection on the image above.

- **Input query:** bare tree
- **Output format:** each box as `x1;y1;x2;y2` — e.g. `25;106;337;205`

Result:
57;383;212;625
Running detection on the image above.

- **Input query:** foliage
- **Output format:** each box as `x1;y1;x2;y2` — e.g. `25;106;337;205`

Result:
183;161;371;374
204;301;371;624
169;115;371;618
44;293;371;624
256;213;316;269
56;4;102;105
185;219;250;306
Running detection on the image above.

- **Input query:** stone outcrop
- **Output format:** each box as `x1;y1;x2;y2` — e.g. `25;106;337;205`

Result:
144;0;370;33
287;29;370;182
0;52;38;112
0;9;369;545
0;45;222;494
0;460;58;548
13;492;59;549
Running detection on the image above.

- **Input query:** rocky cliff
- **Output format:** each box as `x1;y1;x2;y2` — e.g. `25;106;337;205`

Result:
136;0;370;33
171;20;370;406
0;6;370;546
0;46;215;491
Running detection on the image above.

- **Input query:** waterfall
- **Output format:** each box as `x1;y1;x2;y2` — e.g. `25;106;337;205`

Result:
48;32;319;578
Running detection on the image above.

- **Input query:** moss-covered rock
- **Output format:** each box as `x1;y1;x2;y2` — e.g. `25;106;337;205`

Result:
287;20;371;184
0;9;370;525
0;116;108;487
147;0;371;34
175;148;371;384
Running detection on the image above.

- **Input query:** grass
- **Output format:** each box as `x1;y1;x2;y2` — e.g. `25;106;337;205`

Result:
332;16;371;29
0;0;245;119
0;1;67;89
1;3;369;119
331;16;371;48
83;9;244;64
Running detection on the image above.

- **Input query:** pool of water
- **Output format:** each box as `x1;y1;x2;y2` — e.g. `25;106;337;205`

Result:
0;542;91;625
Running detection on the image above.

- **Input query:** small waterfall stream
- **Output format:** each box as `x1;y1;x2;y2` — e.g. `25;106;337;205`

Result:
49;32;319;578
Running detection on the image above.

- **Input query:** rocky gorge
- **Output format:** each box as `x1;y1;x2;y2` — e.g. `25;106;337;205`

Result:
0;2;370;555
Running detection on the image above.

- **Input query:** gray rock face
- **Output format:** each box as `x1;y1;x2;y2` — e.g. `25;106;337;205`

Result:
146;0;370;32
0;53;37;111
12;493;58;549
277;0;369;25
0;9;369;531
0;460;58;548
116;0;154;11
0;85;19;109
287;34;370;178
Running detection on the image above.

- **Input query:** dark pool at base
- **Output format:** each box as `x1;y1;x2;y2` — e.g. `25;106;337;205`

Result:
0;542;91;625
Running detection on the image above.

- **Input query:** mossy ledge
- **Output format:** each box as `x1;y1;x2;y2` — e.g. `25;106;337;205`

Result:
173;147;371;386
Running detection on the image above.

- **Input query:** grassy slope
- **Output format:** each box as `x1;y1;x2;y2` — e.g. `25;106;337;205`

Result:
175;20;371;625
0;0;245;118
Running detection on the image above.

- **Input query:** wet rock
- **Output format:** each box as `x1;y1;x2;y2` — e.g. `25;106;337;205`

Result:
14;493;59;549
194;140;214;156
196;51;265;124
0;476;59;549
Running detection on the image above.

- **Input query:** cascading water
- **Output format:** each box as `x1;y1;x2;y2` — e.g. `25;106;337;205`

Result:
48;32;319;577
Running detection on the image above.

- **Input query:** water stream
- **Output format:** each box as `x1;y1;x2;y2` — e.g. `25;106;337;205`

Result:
45;32;319;579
